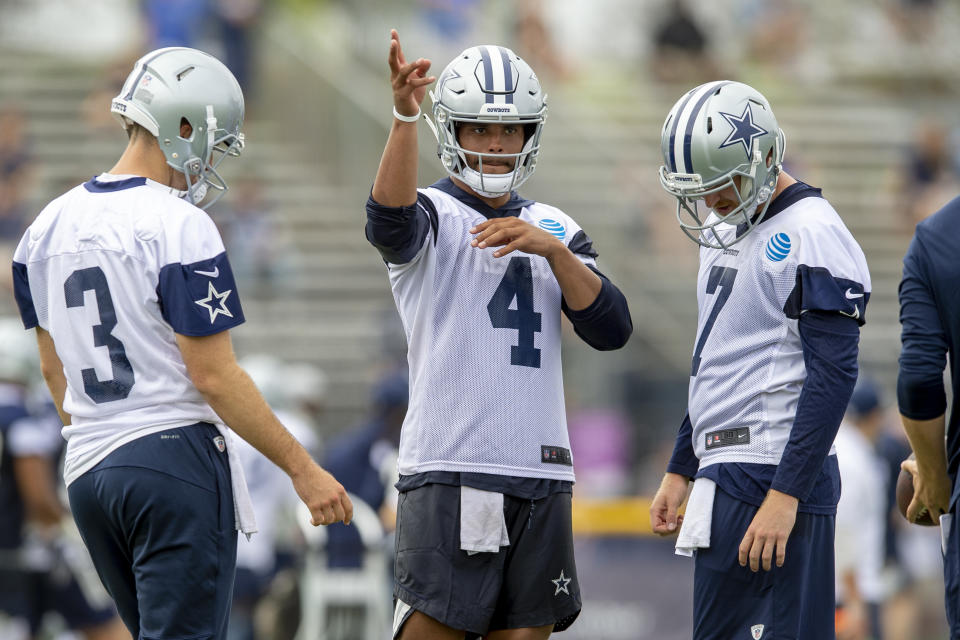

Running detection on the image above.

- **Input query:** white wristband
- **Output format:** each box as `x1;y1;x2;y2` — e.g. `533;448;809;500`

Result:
393;106;421;123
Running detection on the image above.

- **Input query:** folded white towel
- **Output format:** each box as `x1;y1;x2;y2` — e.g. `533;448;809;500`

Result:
675;477;716;557
215;424;258;538
460;486;510;554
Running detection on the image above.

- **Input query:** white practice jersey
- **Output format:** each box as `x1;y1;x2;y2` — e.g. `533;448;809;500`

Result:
12;174;245;485
688;190;870;466
386;186;597;481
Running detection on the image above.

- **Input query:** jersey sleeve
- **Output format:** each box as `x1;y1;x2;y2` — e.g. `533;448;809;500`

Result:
11;232;38;329
780;219;871;325
157;211;245;336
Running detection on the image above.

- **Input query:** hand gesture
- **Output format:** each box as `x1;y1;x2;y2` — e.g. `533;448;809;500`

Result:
470;217;565;259
902;456;950;523
738;489;798;571
388;29;434;118
292;462;353;526
650;472;690;536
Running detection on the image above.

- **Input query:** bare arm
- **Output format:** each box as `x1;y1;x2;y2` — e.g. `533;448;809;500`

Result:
13;455;64;528
370;29;435;207
35;327;70;426
176;330;352;526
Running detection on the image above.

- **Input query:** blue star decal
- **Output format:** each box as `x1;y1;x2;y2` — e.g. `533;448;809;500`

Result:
551;569;571;596
194;281;234;323
718;103;768;159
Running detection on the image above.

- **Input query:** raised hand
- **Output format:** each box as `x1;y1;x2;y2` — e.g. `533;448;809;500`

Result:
388;29;434;118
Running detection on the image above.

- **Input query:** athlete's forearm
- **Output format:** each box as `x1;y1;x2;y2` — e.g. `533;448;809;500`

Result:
13;456;65;527
371;119;420;207
35;327;71;426
901;414;948;483
194;363;315;476
547;245;601;310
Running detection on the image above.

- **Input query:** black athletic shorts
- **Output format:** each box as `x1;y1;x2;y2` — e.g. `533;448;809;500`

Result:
393;482;581;638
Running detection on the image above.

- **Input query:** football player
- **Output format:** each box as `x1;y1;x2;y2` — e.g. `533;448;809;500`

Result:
897;172;960;636
649;81;870;639
365;30;632;640
10;47;351;640
0;318;129;640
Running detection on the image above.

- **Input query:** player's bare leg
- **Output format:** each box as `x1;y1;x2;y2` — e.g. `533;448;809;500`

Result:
486;624;553;639
397;610;465;640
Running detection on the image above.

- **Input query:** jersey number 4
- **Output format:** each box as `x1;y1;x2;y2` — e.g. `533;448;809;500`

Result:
691;266;738;376
487;257;542;368
64;267;136;403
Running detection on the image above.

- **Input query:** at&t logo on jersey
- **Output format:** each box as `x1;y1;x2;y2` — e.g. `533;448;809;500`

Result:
537;218;565;240
764;233;791;262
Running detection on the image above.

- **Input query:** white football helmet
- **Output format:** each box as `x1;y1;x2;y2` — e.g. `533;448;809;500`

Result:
111;47;245;209
658;81;785;249
425;45;547;197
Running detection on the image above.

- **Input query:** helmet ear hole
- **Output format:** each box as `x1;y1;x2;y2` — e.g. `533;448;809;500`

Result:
180;117;193;140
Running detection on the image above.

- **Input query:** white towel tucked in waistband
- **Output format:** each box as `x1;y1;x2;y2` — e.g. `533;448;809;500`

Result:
675;477;716;557
215;424;258;538
460;486;509;554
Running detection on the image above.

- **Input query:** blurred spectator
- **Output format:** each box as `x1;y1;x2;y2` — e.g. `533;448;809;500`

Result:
141;0;210;49
0;104;35;241
213;0;265;93
513;0;570;81
897;119;960;228
834;377;890;640
739;1;810;74
648;0;719;84
211;175;296;298
321;368;408;569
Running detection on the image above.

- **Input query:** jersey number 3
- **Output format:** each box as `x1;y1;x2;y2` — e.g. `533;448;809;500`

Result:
64;267;136;403
691;266;738;376
487;257;542;368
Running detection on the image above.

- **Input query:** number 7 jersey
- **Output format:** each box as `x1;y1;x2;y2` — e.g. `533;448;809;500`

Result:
11;174;245;485
688;184;870;467
383;183;598;482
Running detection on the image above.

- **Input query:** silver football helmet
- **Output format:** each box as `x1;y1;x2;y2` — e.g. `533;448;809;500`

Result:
425;45;547;197
111;47;245;209
658;81;785;249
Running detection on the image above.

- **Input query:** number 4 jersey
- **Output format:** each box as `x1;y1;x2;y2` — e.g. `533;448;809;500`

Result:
367;179;603;482
688;183;870;466
11;174;245;485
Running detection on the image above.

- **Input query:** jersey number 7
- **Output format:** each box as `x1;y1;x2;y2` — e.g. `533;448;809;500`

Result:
691;266;738;376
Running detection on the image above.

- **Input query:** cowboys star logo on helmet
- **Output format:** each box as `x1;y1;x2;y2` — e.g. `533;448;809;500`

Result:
423;45;547;198
658;81;785;250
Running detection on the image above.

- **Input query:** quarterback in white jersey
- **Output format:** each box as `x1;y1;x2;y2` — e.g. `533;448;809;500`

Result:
366;31;632;640
650;81;869;640
11;47;350;640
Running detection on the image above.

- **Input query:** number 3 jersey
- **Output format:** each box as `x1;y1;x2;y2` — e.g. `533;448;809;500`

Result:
11;174;245;485
688;183;870;467
368;180;601;482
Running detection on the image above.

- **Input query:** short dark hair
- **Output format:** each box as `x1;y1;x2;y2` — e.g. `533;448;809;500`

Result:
126;122;151;141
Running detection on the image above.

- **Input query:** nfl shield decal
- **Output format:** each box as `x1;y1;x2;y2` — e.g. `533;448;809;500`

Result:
751;623;764;639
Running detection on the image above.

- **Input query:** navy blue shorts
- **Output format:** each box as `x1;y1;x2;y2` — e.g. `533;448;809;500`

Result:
693;487;836;640
68;423;237;640
393;483;581;638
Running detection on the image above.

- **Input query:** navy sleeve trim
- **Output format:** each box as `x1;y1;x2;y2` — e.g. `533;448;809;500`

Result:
157;251;245;337
561;266;632;350
783;264;868;325
897;234;948;419
771;310;859;500
364;192;437;264
567;230;599;259
11;261;38;329
666;413;699;478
